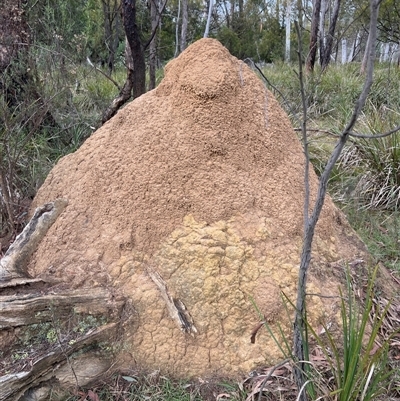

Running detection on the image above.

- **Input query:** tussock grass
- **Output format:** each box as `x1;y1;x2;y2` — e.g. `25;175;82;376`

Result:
261;61;400;273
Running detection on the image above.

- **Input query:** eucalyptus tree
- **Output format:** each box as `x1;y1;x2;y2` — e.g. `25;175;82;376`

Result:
306;0;342;71
102;0;168;123
378;0;400;43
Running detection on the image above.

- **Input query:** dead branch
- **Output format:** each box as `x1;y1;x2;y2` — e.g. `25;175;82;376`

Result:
0;287;122;329
86;57;121;90
0;322;118;401
0;199;68;281
146;265;197;335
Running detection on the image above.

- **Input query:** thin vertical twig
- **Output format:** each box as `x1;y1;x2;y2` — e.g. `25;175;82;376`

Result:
292;19;310;401
292;0;381;399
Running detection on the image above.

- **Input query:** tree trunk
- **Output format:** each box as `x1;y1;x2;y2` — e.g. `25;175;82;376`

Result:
348;31;361;62
321;0;341;70
124;0;146;99
306;0;322;72
175;0;181;56
293;1;381;398
102;0;146;124
180;0;188;52
149;0;159;90
238;0;243;20
204;0;214;38
230;0;235;27
102;0;122;74
341;38;347;63
318;0;327;65
285;0;292;62
361;27;372;74
0;322;119;401
0;199;68;282
102;40;135;123
0;288;119;329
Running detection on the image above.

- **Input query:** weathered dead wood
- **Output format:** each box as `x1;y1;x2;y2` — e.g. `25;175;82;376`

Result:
0;277;46;289
0;198;127;400
0;287;123;329
0;199;68;281
0;322;118;401
147;265;197;335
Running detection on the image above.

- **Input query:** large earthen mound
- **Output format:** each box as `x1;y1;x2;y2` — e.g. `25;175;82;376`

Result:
29;38;367;377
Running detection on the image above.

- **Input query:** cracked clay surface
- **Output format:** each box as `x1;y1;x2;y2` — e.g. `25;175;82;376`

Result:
29;38;368;377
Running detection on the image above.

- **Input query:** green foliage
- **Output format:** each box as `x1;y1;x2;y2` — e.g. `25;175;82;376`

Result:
72;314;108;334
334;103;400;210
216;0;285;62
121;376;203;400
27;0;90;61
375;0;400;43
217;26;241;57
258;18;285;62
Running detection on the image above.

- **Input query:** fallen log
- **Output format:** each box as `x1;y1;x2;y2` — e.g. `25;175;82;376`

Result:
0;323;118;401
0;287;124;329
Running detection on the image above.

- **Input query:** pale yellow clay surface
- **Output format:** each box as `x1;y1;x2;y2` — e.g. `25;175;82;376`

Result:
29;38;367;377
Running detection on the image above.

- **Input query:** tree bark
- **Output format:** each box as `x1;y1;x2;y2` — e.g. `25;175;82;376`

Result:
0;200;127;401
318;0;327;65
204;0;214;38
306;0;322;72
175;0;181;57
285;0;293;62
149;0;159;89
0;322;119;401
102;0;146;124
238;0;244;20
102;57;135;123
0;288;121;329
102;0;122;74
321;0;341;70
180;0;188;52
124;0;146;99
